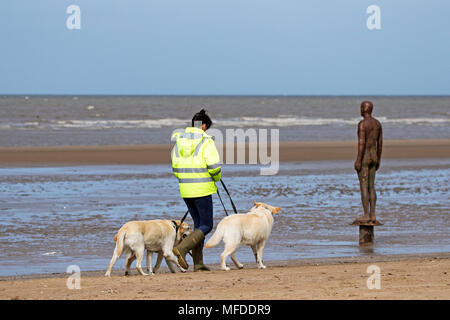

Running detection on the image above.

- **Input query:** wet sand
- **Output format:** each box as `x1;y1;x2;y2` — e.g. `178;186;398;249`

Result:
1;159;448;276
0;253;449;300
0;139;449;165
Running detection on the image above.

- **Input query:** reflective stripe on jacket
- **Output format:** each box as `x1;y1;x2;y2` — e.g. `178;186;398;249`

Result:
171;127;222;198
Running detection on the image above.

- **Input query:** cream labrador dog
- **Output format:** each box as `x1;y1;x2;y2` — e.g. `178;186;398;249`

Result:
205;201;281;271
105;219;190;277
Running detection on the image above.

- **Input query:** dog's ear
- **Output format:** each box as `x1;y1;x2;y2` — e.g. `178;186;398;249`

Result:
272;207;281;214
181;222;190;230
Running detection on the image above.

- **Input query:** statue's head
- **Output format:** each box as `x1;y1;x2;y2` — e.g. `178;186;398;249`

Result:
360;101;373;116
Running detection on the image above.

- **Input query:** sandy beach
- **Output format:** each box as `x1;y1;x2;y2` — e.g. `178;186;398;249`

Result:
0;253;448;300
0;139;449;166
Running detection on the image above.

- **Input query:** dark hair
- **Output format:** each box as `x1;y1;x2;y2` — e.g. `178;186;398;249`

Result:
191;109;212;130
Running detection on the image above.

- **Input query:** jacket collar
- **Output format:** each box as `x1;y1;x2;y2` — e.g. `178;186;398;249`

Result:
185;126;211;138
186;126;204;134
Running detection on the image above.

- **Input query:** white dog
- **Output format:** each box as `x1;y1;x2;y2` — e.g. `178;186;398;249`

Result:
105;219;191;277
205;201;281;271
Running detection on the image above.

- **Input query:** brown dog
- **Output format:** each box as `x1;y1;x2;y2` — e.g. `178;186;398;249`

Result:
105;219;191;277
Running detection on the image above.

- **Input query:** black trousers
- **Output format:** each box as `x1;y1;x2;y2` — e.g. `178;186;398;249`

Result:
183;195;213;235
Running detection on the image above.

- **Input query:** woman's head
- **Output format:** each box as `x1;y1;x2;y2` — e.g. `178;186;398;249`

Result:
192;109;212;131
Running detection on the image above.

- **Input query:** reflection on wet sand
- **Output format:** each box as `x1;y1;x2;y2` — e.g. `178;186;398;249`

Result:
0;158;449;276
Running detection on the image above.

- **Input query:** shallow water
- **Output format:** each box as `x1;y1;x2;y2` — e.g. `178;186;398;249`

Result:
0;159;449;276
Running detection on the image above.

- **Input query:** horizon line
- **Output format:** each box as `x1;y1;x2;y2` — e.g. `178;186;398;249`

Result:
1;94;450;98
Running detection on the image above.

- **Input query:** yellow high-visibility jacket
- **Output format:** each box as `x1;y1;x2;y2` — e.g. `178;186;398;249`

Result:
171;127;222;198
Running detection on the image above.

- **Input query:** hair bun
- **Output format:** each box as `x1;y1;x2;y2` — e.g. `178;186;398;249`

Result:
192;108;212;129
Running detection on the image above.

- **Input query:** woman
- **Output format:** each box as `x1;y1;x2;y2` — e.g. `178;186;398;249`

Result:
171;109;221;271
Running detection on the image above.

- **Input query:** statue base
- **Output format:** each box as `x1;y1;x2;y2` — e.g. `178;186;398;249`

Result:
350;219;384;245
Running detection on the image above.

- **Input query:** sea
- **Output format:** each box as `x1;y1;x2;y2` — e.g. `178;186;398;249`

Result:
0;95;449;146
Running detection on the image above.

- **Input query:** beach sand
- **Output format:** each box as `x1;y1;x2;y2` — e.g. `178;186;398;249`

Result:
0;253;449;300
0;139;449;166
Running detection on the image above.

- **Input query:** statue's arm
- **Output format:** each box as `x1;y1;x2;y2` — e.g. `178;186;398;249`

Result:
376;123;383;170
355;121;365;171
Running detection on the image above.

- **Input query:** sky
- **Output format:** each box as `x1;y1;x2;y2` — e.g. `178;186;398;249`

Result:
0;0;449;95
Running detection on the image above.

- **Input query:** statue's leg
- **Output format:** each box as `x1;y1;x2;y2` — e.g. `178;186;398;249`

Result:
368;165;377;222
358;166;370;221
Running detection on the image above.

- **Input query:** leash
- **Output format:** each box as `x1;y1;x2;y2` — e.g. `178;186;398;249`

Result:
220;179;238;214
180;210;189;224
180;188;230;222
180;178;237;224
216;187;229;216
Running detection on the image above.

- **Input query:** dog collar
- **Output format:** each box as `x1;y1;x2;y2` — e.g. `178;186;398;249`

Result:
171;220;179;233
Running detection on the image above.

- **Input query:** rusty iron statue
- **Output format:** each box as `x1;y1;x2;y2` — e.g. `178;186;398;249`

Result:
354;101;383;224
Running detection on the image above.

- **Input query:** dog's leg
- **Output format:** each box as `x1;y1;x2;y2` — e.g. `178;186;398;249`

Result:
166;252;186;273
251;245;258;263
146;251;154;275
162;247;186;273
230;251;244;270
153;251;172;274
220;243;239;271
165;256;177;274
105;246;121;277
256;241;267;269
125;250;135;276
134;245;148;276
153;252;164;274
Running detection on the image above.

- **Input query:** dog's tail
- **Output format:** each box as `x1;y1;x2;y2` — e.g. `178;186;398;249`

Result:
205;222;225;248
113;227;127;257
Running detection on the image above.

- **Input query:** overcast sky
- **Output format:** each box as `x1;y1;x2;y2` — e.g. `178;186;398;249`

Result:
0;0;449;95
